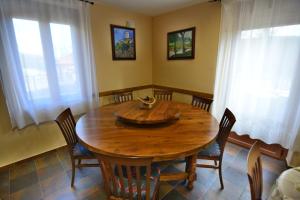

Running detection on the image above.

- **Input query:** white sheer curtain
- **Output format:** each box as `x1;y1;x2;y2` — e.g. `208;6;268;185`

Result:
213;0;300;150
0;0;98;129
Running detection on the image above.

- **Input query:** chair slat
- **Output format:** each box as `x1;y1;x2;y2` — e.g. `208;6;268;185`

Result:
97;154;160;200
153;89;172;101
99;160;111;196
146;165;151;200
136;166;142;200
117;165;126;197
55;108;78;146
191;95;213;112
126;166;134;200
114;92;133;103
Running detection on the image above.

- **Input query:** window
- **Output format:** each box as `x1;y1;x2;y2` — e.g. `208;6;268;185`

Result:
212;0;300;151
50;23;81;97
13;18;50;100
12;18;82;104
235;24;300;99
0;0;97;128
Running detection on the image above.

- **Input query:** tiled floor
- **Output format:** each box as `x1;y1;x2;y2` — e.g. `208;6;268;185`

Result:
0;143;286;200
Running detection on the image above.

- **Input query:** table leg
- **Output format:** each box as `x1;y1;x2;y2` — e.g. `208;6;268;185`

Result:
187;154;197;190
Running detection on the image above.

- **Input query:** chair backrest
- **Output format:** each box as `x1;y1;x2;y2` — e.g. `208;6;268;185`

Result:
216;108;236;154
247;142;262;200
114;92;133;103
191;95;213;112
153;89;172;101
55;108;78;147
97;154;156;200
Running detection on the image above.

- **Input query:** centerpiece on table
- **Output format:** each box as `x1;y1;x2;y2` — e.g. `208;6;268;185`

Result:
137;96;156;109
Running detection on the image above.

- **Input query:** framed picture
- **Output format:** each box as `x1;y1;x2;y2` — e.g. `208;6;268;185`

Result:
110;24;136;60
167;27;195;60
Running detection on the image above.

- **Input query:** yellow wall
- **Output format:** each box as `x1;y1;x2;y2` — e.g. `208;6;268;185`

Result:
91;2;153;92
152;2;221;94
0;3;153;167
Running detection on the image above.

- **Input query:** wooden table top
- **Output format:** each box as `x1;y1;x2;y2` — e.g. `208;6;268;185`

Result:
76;101;219;161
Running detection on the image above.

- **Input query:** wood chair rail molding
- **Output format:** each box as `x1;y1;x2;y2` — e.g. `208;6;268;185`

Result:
99;84;213;99
152;85;213;99
229;132;288;161
99;85;152;97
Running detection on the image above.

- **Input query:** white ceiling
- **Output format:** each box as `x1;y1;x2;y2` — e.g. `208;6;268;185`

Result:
95;0;210;16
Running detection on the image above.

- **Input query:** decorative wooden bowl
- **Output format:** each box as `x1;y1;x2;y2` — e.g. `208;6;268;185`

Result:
114;100;181;125
137;96;156;109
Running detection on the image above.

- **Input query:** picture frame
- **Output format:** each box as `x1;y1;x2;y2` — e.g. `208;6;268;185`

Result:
110;24;136;60
167;27;195;60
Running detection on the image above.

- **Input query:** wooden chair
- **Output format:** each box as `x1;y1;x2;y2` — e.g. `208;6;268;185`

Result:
191;95;213;112
247;142;262;200
114;91;133;103
55;108;99;186
97;154;160;200
196;108;236;189
153;89;172;101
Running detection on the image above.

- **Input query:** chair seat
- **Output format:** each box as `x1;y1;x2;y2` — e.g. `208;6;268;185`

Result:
73;143;94;157
198;142;221;157
113;167;160;199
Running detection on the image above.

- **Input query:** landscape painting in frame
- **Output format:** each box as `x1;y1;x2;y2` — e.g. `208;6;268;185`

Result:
167;27;195;60
110;25;136;60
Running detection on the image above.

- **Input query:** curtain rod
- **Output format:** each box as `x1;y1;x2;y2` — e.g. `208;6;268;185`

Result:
79;0;94;5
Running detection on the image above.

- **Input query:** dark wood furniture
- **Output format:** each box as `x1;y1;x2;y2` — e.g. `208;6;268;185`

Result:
115;101;180;124
196;108;236;189
153;89;172;101
99;85;288;162
75;101;219;190
55;108;99;186
247;142;263;200
97;154;160;200
114;91;133;103
191;95;213;112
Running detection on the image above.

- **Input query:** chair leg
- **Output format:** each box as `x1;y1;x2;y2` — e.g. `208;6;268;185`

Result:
183;157;190;184
78;159;81;168
218;163;224;190
214;160;217;166
71;159;75;187
155;183;160;200
185;157;189;173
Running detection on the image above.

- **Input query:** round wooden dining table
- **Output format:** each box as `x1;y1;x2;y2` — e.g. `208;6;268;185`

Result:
76;100;219;189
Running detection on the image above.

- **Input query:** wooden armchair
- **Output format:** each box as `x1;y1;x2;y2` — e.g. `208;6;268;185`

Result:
55;108;99;186
196;108;236;189
247;142;263;200
114;91;133;103
191;95;213;112
153;89;172;101
97;154;160;200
